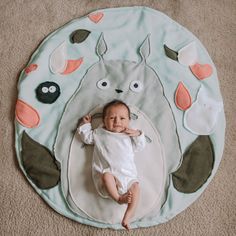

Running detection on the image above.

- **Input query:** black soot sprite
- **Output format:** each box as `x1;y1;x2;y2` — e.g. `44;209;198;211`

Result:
36;81;60;104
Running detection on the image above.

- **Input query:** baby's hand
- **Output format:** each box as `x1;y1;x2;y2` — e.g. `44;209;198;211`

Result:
80;114;92;125
123;128;141;137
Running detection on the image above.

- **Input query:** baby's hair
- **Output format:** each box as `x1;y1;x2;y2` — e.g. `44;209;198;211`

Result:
103;100;131;120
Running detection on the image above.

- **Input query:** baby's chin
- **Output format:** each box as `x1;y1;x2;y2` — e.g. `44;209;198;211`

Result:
107;126;126;133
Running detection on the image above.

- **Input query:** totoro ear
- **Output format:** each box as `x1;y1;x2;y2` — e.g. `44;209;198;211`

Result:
96;33;107;60
139;34;151;63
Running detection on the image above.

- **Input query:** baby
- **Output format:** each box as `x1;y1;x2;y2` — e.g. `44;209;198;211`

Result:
78;100;146;230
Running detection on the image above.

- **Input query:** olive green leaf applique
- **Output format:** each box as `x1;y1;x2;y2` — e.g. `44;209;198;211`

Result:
70;29;91;44
21;131;60;189
172;135;214;193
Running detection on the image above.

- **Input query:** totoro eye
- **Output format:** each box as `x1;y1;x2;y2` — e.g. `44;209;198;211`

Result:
97;79;110;90
129;80;143;93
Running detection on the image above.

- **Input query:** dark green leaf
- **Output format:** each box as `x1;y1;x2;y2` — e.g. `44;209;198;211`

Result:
70;29;91;44
21;131;60;189
164;44;178;61
172;135;214;193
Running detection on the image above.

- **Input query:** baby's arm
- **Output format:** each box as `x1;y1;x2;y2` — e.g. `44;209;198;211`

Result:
77;115;94;144
125;128;146;152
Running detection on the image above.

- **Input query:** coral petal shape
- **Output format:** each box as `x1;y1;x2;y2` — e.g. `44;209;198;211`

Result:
190;63;213;80
88;12;104;23
175;82;192;111
25;64;38;74
15;99;40;128
62;58;83;75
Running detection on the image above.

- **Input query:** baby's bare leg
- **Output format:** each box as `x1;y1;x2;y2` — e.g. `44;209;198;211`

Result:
102;172;120;202
122;182;140;231
102;173;132;204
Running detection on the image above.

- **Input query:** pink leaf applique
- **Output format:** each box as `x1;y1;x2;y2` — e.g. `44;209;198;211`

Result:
25;64;38;74
175;82;192;111
15;99;40;128
61;58;83;75
190;63;213;80
88;12;104;23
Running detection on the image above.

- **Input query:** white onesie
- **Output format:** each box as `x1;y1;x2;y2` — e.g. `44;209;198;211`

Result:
78;123;146;198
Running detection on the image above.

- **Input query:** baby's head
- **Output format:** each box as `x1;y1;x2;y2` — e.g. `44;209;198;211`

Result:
103;100;131;133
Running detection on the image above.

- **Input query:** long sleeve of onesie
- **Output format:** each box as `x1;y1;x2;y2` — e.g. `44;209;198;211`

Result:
131;131;146;152
77;123;94;144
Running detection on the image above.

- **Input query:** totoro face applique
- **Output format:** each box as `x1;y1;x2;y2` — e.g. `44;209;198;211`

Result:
15;7;225;229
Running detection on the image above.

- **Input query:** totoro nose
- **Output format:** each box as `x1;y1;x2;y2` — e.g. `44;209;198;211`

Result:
115;89;123;93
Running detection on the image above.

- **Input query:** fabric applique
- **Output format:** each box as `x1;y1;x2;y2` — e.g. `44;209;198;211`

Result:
35;81;61;104
25;64;38;74
184;86;223;135
62;58;83;75
164;44;178;61
164;42;198;66
178;42;198;66
175;82;192;111
88;12;104;23
49;42;83;75
172;135;214;193
21;131;60;189
190;63;213;80
15;99;40;128
70;29;91;44
139;34;151;62
96;33;107;58
49;41;67;74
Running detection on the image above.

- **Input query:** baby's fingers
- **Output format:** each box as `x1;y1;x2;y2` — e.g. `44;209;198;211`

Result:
124;128;135;135
86;114;92;120
83;115;92;122
125;128;140;136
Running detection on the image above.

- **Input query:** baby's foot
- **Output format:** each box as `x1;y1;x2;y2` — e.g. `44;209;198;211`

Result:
118;191;132;204
122;219;130;231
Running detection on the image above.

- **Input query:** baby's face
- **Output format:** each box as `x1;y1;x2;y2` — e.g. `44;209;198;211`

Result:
103;105;130;133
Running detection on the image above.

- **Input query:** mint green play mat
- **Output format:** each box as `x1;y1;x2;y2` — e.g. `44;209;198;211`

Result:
15;7;225;229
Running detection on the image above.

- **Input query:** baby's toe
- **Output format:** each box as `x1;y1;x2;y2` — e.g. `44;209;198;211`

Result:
122;221;130;231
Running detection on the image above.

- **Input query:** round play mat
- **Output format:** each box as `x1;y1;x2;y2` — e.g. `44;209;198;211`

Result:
15;6;225;229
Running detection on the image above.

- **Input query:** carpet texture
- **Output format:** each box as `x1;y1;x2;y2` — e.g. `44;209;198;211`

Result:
0;1;235;235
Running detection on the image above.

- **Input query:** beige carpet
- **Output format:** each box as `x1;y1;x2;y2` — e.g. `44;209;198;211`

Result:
1;0;235;235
